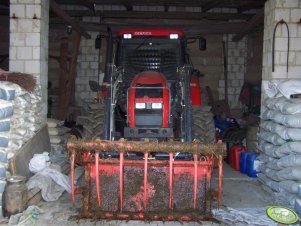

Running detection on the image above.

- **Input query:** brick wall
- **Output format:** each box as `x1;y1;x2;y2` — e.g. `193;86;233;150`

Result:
218;34;247;109
9;0;49;121
263;0;301;81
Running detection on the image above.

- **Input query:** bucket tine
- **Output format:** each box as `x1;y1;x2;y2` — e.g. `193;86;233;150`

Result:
218;155;223;208
144;152;148;210
169;152;173;210
119;152;124;212
71;151;75;203
95;152;100;207
193;153;198;209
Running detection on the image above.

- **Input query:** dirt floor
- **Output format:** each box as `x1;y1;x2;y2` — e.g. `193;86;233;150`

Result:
2;162;277;226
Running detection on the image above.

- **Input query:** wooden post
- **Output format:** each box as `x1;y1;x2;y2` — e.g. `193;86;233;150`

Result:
57;32;81;120
56;37;69;119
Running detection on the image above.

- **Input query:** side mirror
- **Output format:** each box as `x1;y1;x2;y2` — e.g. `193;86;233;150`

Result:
199;37;206;51
95;35;102;49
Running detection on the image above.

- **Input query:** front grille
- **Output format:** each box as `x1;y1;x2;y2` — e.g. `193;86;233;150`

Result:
135;113;162;126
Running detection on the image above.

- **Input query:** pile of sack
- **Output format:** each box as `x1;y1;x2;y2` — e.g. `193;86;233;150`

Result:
257;80;301;209
47;119;70;154
0;81;44;217
0;81;44;160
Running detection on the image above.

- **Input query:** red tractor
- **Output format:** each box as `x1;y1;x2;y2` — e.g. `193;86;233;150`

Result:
100;29;215;152
69;29;223;221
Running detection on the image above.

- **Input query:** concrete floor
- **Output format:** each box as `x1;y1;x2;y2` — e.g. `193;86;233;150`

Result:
4;162;276;226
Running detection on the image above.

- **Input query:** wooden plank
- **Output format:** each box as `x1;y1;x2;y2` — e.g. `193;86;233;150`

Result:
232;8;264;41
56;37;69;120
49;0;91;39
9;126;51;178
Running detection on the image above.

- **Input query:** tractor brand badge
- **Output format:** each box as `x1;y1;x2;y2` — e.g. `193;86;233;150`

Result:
266;206;299;225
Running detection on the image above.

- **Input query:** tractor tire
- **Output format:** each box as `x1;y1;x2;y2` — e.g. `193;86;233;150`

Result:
192;105;215;143
76;99;104;139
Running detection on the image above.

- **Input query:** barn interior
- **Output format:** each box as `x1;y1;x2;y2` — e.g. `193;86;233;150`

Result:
0;0;301;225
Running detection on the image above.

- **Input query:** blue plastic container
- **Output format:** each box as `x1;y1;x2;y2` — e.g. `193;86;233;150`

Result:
246;153;259;177
240;151;250;174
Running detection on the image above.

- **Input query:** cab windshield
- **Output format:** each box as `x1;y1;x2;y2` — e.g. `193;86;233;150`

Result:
116;37;184;82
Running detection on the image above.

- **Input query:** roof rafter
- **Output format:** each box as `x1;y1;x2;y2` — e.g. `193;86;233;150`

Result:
49;0;91;39
232;8;264;41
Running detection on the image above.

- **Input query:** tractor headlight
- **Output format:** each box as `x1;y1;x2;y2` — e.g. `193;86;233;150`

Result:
123;33;132;39
151;103;162;109
169;34;179;39
135;103;146;109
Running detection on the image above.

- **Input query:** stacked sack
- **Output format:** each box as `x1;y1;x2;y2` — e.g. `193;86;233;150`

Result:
0;81;44;159
76;99;104;139
47;119;70;154
0;81;44;217
257;96;301;208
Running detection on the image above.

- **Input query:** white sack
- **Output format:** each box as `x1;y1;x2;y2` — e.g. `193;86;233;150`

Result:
262;80;301;99
0;100;13;119
48;127;70;136
257;130;286;145
0;81;26;97
260;121;301;141
277;167;301;181
277;80;301;99
0;118;10;131
277;154;301;168
262;80;280;98
0;84;15;101
265;97;301;115
262;109;301;128
47;119;64;128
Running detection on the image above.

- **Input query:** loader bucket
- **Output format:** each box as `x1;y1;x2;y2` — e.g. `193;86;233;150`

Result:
68;139;225;222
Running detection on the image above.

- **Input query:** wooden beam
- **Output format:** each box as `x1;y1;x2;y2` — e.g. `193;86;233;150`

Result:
237;0;265;13
232;8;264;41
49;0;91;39
56;10;253;21
75;21;244;35
202;0;222;12
122;0;133;11
56;0;205;7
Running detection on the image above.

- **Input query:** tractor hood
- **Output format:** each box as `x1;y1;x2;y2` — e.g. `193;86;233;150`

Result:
131;71;167;87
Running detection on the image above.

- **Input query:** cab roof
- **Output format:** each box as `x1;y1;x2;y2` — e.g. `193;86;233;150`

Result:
116;29;184;37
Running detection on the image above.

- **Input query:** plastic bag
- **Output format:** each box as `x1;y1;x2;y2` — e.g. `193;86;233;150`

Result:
29;152;50;174
26;167;71;202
